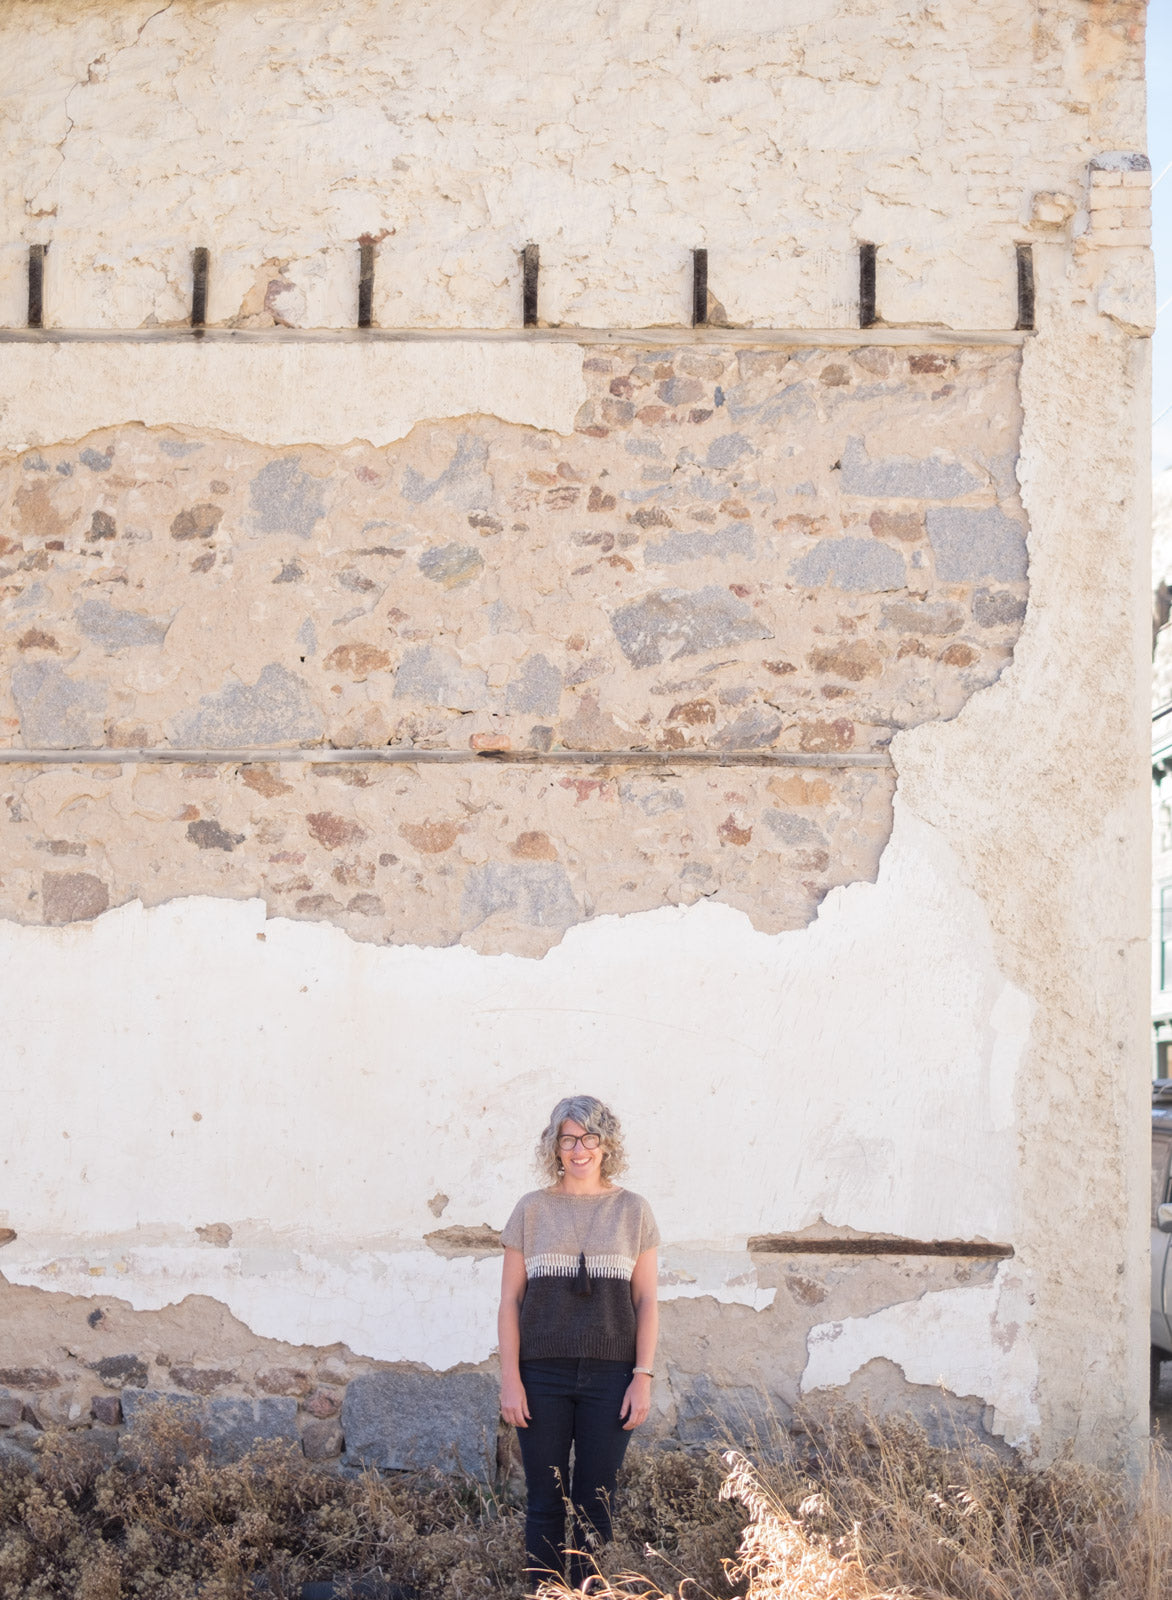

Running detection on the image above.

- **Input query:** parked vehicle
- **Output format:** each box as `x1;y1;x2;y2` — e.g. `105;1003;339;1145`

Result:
1151;1081;1172;1396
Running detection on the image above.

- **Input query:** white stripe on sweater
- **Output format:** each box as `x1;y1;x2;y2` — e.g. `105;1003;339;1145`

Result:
526;1252;635;1280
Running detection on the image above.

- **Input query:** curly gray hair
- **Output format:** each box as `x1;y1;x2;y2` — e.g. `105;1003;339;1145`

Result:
537;1095;627;1185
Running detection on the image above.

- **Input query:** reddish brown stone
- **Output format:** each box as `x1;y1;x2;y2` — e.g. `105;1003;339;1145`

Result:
303;1387;343;1419
256;1366;312;1397
799;719;855;753
16;628;59;652
718;815;753;846
41;873;109;925
939;642;979;667
668;699;716;726
399;819;462;853
13;480;66;539
306;812;368;850
323;642;391;676
170;503;224;540
240;765;294;798
869;509;925;542
510;831;557;861
807;642;883;681
0;1367;60;1391
295;893;343;914
170;1366;236;1395
90;1394;123;1425
347;893;383;915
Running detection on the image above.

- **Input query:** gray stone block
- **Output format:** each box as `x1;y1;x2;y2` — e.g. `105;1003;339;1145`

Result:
121;1389;298;1464
11;660;106;748
75;598;170;651
461;862;578;931
505;654;562;717
761;810;828;848
341;1370;498;1479
418;543;485;588
249;457;326;538
879;600;964;636
926;506;1028;582
402;434;492;511
173;663;323;746
392;645;487;711
705;432;751;468
671;1372;788;1448
838;435;981;500
712;706;783;749
789;537;906;593
610;585;770;668
645;522;754;565
0;1433;37;1473
972;587;1028;628
1089;149;1150;172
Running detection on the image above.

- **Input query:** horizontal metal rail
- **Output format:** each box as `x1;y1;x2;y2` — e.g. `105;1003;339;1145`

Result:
0;747;893;768
0;325;1029;348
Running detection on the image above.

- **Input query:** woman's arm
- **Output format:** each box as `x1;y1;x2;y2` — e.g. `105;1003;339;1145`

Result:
621;1247;659;1429
498;1247;530;1428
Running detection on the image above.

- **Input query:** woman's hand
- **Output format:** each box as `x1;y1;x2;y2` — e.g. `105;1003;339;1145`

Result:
500;1375;530;1429
620;1371;652;1430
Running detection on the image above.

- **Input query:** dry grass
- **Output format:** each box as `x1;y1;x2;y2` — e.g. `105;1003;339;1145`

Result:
543;1411;1172;1600
4;1403;1172;1599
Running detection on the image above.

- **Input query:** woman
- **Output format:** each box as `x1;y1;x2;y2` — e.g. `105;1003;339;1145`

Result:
499;1095;659;1591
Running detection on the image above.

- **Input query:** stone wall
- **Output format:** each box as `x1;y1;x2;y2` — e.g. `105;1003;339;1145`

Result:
0;342;1026;953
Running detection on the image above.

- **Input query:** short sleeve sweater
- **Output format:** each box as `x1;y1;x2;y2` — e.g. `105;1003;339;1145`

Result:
500;1187;659;1364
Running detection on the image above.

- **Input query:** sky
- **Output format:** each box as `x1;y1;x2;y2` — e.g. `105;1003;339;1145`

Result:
1151;4;1171;476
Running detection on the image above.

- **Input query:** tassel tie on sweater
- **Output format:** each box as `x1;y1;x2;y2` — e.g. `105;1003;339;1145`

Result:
573;1250;593;1297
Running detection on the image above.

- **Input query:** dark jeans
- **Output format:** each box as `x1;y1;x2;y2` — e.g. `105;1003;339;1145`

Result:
516;1357;633;1589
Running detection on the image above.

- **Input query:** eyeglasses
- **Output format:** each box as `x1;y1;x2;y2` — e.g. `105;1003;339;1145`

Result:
557;1133;601;1151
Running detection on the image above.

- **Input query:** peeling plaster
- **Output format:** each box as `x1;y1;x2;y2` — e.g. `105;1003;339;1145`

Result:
0;800;1031;1398
801;1262;1039;1451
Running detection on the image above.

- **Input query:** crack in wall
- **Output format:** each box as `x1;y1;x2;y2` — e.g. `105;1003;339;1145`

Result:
26;2;176;223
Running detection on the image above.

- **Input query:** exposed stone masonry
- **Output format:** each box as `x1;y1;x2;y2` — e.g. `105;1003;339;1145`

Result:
0;343;1027;954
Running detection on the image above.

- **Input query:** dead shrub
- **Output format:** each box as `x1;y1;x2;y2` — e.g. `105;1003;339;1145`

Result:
0;1400;734;1600
7;1403;1172;1600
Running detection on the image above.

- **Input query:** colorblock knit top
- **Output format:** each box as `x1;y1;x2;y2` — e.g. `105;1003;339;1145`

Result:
500;1187;660;1364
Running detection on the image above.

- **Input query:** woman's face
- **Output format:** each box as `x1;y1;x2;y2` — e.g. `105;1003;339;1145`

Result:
558;1118;606;1183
